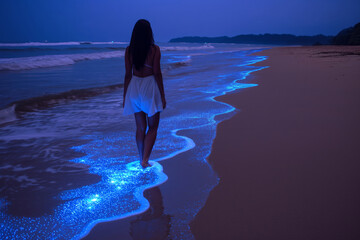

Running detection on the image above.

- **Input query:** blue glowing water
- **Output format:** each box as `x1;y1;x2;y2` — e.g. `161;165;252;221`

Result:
0;42;267;239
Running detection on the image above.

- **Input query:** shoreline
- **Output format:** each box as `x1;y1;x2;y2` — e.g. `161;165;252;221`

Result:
190;45;360;239
80;47;268;239
1;44;268;239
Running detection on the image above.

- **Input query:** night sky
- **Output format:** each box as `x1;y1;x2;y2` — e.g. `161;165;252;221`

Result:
1;0;359;43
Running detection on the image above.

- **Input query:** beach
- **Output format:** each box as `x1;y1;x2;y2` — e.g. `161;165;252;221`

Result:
190;46;360;239
2;43;360;239
2;0;360;237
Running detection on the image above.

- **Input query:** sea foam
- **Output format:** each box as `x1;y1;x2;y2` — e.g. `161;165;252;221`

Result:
0;43;213;71
0;41;128;47
161;43;214;51
0;50;125;71
0;105;17;125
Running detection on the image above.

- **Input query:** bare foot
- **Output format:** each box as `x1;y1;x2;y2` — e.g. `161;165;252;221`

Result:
141;160;152;168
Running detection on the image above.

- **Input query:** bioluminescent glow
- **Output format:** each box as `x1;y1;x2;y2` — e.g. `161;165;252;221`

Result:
0;45;268;239
0;160;168;239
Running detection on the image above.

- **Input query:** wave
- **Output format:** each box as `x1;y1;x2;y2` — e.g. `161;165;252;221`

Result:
0;105;17;125
0;56;191;125
0;42;212;50
164;56;192;71
0;58;190;125
0;43;213;71
0;50;125;71
0;49;193;72
0;84;123;125
0;41;128;47
0;46;126;52
160;43;214;51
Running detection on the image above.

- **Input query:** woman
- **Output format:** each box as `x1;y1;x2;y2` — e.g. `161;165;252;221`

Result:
123;19;166;168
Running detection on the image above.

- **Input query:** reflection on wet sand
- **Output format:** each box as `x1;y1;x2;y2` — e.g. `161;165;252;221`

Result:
130;187;171;240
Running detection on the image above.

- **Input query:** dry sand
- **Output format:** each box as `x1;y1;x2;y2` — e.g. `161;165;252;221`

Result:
190;46;360;240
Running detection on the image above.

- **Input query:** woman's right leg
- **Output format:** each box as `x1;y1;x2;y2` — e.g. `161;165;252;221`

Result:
142;112;160;167
134;111;147;163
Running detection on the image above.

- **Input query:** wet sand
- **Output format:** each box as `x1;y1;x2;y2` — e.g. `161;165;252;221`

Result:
190;46;360;239
81;127;218;240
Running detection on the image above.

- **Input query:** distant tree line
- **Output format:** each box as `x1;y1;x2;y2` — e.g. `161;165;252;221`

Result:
170;34;333;45
169;22;360;46
333;22;360;45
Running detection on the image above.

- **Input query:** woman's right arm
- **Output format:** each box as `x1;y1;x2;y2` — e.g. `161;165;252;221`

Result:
123;47;132;107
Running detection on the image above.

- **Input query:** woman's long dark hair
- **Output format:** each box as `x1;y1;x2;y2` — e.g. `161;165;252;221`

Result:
129;19;154;71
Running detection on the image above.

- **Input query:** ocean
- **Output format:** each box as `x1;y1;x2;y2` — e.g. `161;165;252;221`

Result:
0;41;267;239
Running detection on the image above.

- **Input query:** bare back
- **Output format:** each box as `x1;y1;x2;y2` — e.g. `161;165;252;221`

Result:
127;45;156;78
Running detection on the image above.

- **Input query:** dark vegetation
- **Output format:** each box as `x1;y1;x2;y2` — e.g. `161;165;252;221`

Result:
170;22;360;46
333;22;360;45
170;34;333;45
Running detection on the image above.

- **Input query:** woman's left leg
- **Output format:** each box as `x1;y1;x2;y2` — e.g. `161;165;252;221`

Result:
134;112;147;163
142;112;160;167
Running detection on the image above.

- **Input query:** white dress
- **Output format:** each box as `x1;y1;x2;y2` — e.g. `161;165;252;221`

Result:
123;75;163;117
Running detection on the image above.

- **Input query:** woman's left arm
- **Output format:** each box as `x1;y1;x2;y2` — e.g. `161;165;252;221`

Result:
153;45;166;109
